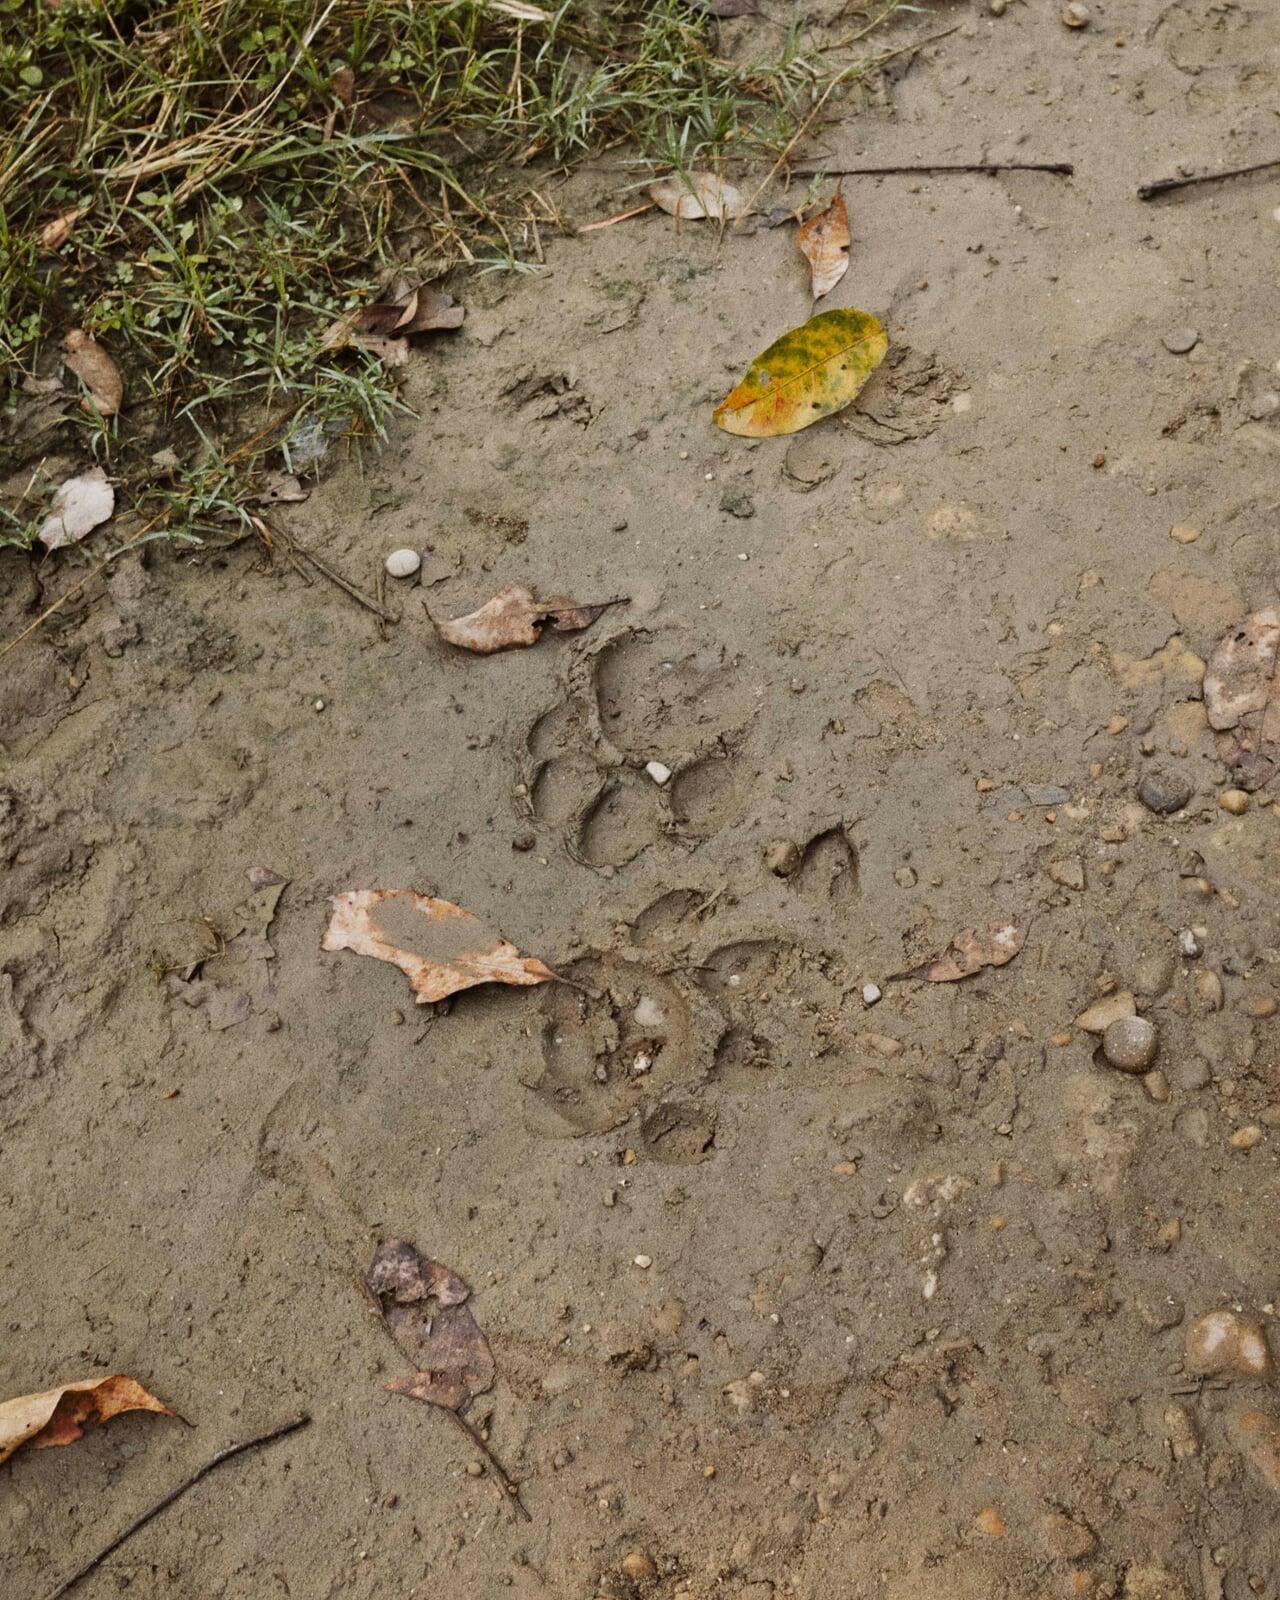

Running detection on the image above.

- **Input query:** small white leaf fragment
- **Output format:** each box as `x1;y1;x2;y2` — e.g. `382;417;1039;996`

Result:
37;467;114;550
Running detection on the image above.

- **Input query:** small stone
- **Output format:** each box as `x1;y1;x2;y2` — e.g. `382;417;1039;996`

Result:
313;698;326;712
1219;789;1250;815
1102;1014;1158;1072
511;831;535;851
894;865;917;888
645;760;672;785
466;1461;484;1477
764;837;801;876
1194;969;1224;1012
1048;858;1086;890
1162;327;1200;355
1243;994;1278;1019
975;1505;1006;1537
1139;771;1192;815
862;983;882;1006
1107;714;1130;735
632;1254;652;1269
1061;0;1090;25
1144;1069;1170;1102
385;547;421;578
553;1448;574;1469
989;0;1007;12
1164;1403;1200;1460
1231;1125;1264;1151
1179;928;1203;958
620;1550;658;1582
1134;950;1177;997
1042;1508;1097;1561
1134;1285;1184;1332
1229;1410;1280;1497
1077;990;1137;1034
1170;522;1200;544
1185;1310;1274;1378
1157;1218;1182;1248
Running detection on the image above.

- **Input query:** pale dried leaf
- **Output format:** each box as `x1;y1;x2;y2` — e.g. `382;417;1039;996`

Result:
797;191;850;299
1204;608;1280;788
322;889;555;1004
253;469;309;505
39;205;86;250
648;173;750;221
63;329;123;417
904;921;1025;983
37;466;114;550
398;286;465;334
0;1375;174;1466
435;583;614;653
367;1240;495;1414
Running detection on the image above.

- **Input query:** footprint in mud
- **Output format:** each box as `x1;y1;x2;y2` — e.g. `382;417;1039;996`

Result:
629;887;714;951
711;1026;775;1089
531;751;601;828
571;778;663;869
520;956;719;1136
668;748;747;841
592;632;757;759
694;939;851;1084
639;1099;716;1164
792;823;860;905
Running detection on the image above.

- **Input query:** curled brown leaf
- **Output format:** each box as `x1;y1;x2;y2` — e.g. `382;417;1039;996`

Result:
367;1240;495;1414
322;284;464;367
0;1375;174;1465
63;329;123;418
1204;608;1279;788
434;583;622;653
901;921;1025;983
322;889;555;1003
796;191;850;299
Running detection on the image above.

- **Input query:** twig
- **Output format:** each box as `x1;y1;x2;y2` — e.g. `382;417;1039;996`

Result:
578;201;655;233
267;525;397;622
1138;156;1280;200
43;1414;311;1600
354;1276;531;1521
790;160;1074;179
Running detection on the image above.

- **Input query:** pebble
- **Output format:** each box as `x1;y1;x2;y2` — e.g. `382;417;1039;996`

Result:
1139;771;1192;815
1185;1310;1274;1378
763;837;801;876
620;1551;659;1582
1103;1015;1158;1072
1048;858;1086;890
645;760;672;785
1061;1;1090;25
1243;994;1278;1019
989;0;1007;12
862;983;882;1006
1231;1125;1264;1151
1144;1069;1170;1102
632;1254;652;1269
466;1461;484;1477
1219;788;1250;815
894;865;918;888
1134;1285;1184;1332
384;547;421;578
1169;522;1201;544
1229;1410;1280;1497
1194;969;1224;1012
1042;1509;1097;1561
1162;328;1200;355
1077;990;1136;1034
1164;1403;1200;1460
975;1505;1006;1537
1179;928;1203;958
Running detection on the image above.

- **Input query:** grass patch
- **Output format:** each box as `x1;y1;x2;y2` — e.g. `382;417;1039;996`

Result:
0;0;903;551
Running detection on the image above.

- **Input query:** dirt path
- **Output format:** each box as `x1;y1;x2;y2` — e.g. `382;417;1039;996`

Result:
3;4;1279;1597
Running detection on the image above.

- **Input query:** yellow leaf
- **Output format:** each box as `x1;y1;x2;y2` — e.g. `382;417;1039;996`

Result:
712;308;887;438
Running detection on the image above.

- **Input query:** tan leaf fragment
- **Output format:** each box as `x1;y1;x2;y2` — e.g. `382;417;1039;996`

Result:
0;1375;174;1465
902;921;1025;983
1204;609;1279;788
367;1240;495;1414
37;466;114;550
63;329;123;417
434;583;619;653
796;191;850;299
322;284;463;367
39;204;87;250
322;889;555;1004
648;173;750;221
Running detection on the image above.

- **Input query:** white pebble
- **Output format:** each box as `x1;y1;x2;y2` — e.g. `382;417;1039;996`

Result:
631;1052;652;1076
1179;929;1202;958
862;983;882;1006
646;760;672;785
384;547;421;579
313;698;326;712
633;1254;652;1269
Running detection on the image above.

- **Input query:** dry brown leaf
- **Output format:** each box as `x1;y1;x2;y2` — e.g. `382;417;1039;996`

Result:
39;204;86;250
1204;608;1279;788
367;1240;495;1413
253;469;309;505
648;173;750;221
322;285;463;367
902;921;1025;983
63;329;123;417
0;1375;174;1465
796;191;850;299
434;583;619;653
322;889;555;1004
37;466;114;550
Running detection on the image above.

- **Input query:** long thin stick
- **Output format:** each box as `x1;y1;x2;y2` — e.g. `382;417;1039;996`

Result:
44;1414;311;1600
1138;156;1280;200
790;160;1074;179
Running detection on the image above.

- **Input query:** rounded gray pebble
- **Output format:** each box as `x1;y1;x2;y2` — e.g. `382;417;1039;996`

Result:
1138;771;1192;815
1103;1015;1159;1073
1162;328;1200;355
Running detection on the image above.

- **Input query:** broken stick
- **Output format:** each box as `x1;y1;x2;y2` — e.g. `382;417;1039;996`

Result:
1138;156;1280;201
790;161;1074;179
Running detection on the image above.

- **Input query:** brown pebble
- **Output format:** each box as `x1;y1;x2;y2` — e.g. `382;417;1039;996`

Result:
1219;789;1250;815
1157;1218;1182;1248
831;1161;858;1177
1165;1403;1200;1459
466;1461;484;1477
1102;1014;1158;1072
1243;995;1278;1019
764;837;802;877
621;1550;658;1582
976;1505;1007;1537
1107;715;1130;735
1169;522;1200;544
1144;1069;1170;1102
1185;1310;1274;1378
1229;1410;1280;1497
1194;970;1225;1012
1051;1030;1074;1047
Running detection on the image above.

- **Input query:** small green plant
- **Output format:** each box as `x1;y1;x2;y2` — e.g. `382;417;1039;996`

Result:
0;0;900;550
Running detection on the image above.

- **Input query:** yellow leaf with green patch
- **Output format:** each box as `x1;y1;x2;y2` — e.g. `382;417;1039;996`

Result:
712;308;887;438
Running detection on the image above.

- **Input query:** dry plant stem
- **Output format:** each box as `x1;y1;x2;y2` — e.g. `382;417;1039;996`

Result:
791;160;1073;178
0;527;165;665
578;201;655;232
1137;156;1280;199
354;1278;531;1521
268;526;397;622
43;1414;312;1600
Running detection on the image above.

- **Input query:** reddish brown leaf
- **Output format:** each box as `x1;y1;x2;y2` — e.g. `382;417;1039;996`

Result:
796;191;850;299
0;1375;174;1465
322;889;555;1004
903;921;1025;983
321;284;463;367
62;329;123;418
435;583;618;653
367;1241;494;1414
1204;608;1280;789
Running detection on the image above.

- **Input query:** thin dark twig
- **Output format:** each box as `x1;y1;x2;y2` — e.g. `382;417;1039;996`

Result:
354;1276;531;1521
790;161;1074;179
43;1414;311;1600
1138;156;1280;200
271;527;397;622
